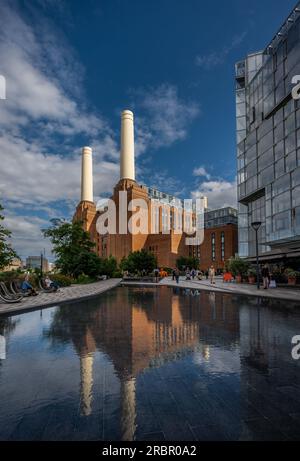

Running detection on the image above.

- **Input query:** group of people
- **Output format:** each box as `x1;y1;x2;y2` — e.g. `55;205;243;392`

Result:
171;265;216;285
21;273;60;296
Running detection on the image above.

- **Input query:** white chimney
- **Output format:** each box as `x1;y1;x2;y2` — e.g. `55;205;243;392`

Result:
120;110;135;181
81;146;93;202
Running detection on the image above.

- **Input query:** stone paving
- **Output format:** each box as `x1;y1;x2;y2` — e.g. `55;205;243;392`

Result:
160;276;300;302
1;275;298;317
0;278;122;316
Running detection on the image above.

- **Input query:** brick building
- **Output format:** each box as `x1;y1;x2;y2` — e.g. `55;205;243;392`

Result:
74;110;238;270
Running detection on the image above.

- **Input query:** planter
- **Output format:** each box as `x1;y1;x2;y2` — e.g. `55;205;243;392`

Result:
248;276;256;285
288;276;297;286
236;274;242;283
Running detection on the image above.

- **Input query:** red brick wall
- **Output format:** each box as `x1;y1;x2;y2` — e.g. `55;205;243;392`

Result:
195;224;238;271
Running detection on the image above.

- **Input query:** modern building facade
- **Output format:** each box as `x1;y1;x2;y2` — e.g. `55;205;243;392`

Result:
236;2;300;262
74;110;238;269
26;256;49;272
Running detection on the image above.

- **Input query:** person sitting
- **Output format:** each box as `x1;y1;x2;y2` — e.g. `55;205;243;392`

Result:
44;276;60;292
21;278;38;296
186;268;191;280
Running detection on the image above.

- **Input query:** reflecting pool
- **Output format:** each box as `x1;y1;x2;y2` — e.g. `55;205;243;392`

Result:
0;286;300;441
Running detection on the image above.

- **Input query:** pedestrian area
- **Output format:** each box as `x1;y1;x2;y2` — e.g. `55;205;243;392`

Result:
160;276;300;302
0;279;122;316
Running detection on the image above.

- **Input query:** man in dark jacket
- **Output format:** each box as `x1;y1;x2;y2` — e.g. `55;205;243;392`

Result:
261;264;270;289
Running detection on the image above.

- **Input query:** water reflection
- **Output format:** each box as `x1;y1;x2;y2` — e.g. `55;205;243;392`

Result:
42;287;239;440
0;286;300;441
0;317;18;363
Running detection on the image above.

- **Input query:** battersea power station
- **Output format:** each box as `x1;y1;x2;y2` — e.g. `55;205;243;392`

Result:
74;110;238;270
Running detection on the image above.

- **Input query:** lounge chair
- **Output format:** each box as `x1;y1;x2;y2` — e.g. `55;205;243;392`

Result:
38;279;56;293
10;280;31;297
0;282;23;303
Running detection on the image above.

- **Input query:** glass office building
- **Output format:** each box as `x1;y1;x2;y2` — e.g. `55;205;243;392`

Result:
205;207;238;229
236;2;300;260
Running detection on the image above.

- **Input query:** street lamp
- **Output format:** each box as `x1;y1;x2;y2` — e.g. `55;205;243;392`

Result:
251;221;262;289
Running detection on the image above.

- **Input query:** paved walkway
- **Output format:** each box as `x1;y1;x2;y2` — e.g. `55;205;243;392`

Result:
0;278;122;316
160;276;300;302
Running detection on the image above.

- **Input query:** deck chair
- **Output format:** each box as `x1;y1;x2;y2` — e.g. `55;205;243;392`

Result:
38;279;56;293
0;283;23;303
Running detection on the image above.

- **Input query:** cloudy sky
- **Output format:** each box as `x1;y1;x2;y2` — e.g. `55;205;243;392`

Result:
0;0;296;260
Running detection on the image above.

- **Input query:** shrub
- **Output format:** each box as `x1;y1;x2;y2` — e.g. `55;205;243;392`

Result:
99;256;118;277
120;250;157;275
161;267;172;275
0;271;19;282
227;256;249;277
75;274;95;284
247;268;257;277
176;256;199;271
112;270;123;278
285;268;300;278
50;273;74;287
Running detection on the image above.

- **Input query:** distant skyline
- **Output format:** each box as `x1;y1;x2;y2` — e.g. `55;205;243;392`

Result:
0;0;297;259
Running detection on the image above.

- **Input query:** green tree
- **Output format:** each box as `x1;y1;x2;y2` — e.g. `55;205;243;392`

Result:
43;219;102;278
120;249;157;275
0;204;17;270
227;256;249;277
99;255;118;277
176;256;199;271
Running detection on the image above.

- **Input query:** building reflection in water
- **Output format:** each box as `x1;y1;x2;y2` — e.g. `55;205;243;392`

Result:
45;286;240;440
0;318;18;364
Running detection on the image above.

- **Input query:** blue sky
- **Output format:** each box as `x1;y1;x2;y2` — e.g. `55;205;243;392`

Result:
0;0;297;259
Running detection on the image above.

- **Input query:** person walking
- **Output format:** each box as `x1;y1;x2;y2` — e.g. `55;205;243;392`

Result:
175;268;180;284
172;268;176;281
154;268;159;283
209;265;215;285
261;264;270;289
191;268;196;280
186;268;191;280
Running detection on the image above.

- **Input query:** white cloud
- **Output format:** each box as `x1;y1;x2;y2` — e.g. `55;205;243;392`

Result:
4;213;52;260
193;166;211;180
0;3;119;257
195;32;247;70
0;134;119;205
191;178;237;209
0;5;200;259
132;84;200;155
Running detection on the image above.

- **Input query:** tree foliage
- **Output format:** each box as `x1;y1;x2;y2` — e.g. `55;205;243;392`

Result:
120;249;157;274
0;204;17;270
227;256;249;276
98;255;118;277
176;256;199;271
43;219;102;278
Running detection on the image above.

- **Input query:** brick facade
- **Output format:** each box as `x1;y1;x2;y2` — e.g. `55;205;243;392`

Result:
74;179;238;269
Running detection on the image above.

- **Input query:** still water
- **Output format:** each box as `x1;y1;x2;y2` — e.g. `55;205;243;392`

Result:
0;286;300;441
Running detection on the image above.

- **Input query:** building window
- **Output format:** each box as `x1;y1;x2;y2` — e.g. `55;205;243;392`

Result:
221;232;225;261
211;233;216;261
